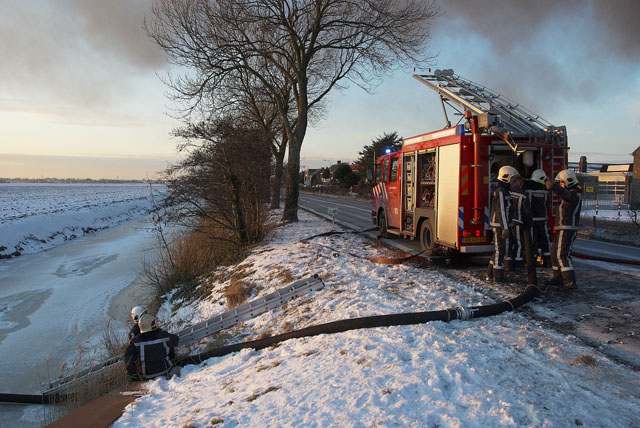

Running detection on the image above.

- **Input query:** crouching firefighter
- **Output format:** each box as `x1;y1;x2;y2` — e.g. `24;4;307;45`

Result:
546;169;582;290
125;314;180;381
487;166;517;283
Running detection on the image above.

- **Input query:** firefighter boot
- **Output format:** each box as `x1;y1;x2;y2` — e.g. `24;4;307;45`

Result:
486;264;493;281
546;270;562;287
493;268;505;283
561;270;577;290
527;267;538;286
542;255;552;268
513;259;524;272
504;259;513;273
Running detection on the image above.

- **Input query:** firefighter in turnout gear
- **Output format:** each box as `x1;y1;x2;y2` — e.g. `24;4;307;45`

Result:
524;169;552;267
125;314;180;381
509;175;537;286
546;169;582;289
487;165;518;283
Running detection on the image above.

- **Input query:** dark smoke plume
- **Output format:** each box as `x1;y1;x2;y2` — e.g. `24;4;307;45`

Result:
431;0;640;111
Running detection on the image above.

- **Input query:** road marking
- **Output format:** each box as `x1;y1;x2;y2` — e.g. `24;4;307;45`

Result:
300;206;363;231
300;195;371;212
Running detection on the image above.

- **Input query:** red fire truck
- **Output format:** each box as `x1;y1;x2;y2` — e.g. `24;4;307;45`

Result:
372;69;569;254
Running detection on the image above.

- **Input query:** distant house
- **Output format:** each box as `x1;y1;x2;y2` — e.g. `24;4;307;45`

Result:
596;164;632;202
574;158;634;204
303;168;322;187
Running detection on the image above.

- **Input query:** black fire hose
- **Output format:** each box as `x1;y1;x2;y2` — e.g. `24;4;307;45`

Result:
178;285;539;367
571;251;640;266
1;286;538;404
0;392;71;404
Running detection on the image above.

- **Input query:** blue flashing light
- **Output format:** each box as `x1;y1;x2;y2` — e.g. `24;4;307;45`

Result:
385;148;392;154
456;124;465;135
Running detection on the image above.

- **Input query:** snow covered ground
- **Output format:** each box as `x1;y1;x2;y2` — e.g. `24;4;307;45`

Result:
0;183;169;427
0;183;164;259
581;208;636;222
114;211;640;428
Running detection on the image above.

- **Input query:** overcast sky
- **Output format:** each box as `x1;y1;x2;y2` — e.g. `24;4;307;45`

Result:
1;0;638;179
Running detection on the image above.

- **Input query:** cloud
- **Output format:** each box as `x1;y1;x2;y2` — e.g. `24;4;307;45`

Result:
430;0;640;108
435;0;639;63
590;0;640;63
69;0;166;69
0;0;166;113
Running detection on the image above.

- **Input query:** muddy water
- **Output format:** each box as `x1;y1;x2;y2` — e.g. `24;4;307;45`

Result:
0;216;173;427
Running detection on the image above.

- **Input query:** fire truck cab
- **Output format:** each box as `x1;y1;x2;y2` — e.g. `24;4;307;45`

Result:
372;70;568;254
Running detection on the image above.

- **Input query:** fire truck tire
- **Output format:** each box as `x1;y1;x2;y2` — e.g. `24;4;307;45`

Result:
378;211;391;238
419;220;435;251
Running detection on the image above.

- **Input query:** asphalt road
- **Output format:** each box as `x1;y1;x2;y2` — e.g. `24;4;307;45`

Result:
299;193;423;256
299;192;640;263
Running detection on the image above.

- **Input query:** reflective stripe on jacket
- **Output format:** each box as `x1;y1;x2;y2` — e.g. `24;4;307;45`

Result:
489;183;512;229
510;187;532;227
125;328;179;380
552;184;582;230
524;180;549;222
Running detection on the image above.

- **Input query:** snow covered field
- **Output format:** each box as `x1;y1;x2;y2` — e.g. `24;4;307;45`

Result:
114;211;640;428
0;183;164;259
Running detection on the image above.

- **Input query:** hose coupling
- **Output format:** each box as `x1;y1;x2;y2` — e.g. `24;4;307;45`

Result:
454;306;476;320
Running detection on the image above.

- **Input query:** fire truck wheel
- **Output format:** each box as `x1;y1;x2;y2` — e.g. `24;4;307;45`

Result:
420;220;435;251
378;211;391;238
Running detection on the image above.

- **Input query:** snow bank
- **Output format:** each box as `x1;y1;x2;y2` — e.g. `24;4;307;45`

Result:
0;183;164;258
115;211;640;428
581;208;636;222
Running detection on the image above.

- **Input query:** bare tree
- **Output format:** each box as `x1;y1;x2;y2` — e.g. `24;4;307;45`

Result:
232;71;292;209
148;0;438;222
233;71;326;208
163;118;272;246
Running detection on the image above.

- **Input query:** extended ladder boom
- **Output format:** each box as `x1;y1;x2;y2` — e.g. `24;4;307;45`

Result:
413;69;566;144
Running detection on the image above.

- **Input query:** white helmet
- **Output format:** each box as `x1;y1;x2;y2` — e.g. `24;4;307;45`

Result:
530;169;548;184
497;165;520;183
130;306;147;323
138;314;157;333
555;169;578;187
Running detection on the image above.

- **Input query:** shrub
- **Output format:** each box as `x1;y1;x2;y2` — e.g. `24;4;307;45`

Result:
144;217;247;308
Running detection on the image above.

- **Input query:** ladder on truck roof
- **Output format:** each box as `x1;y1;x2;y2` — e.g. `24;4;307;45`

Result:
413;69;567;146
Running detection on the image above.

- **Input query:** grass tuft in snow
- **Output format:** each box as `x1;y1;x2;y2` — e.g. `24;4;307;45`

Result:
246;385;281;402
224;280;256;308
570;354;598;367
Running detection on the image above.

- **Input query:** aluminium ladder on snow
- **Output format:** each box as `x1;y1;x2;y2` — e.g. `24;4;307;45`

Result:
176;275;324;345
44;355;123;395
412;69;567;143
44;275;324;396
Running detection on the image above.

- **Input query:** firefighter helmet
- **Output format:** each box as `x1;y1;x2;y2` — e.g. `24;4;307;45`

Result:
555;169;578;187
531;169;548;184
130;306;147;323
138;314;157;333
497;165;520;183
